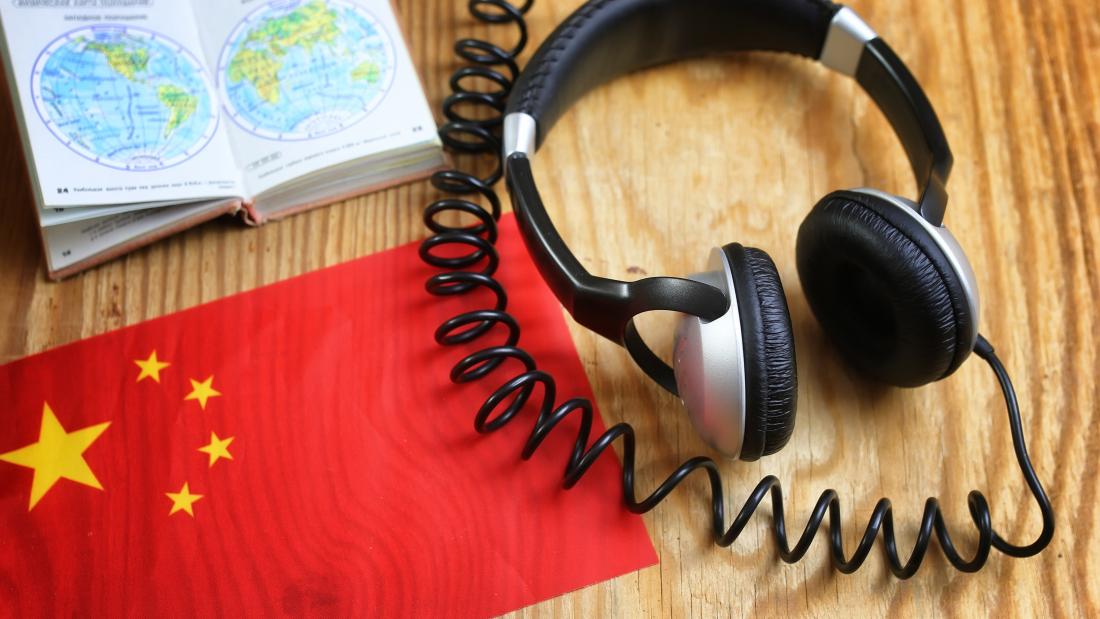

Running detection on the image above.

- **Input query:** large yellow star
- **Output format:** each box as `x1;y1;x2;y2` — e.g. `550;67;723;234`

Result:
198;431;234;467
165;482;203;517
184;376;221;410
0;402;110;510
134;350;170;383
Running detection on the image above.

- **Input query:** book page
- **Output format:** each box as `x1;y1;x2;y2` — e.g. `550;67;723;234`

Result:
39;198;213;227
0;0;244;209
44;198;238;274
191;0;439;197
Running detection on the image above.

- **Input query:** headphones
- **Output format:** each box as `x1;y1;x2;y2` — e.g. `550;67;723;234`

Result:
420;0;1052;575
501;0;981;460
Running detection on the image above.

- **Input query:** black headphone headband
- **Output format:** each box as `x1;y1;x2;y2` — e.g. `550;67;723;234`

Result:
513;0;835;137
503;0;955;391
508;0;952;210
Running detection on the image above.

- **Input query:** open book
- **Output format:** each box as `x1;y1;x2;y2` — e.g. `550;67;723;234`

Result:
0;0;444;278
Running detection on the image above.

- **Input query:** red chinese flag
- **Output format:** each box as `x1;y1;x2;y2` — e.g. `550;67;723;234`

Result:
0;215;656;616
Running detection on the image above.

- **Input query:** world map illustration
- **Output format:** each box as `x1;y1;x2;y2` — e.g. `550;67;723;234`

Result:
32;26;218;171
218;0;396;140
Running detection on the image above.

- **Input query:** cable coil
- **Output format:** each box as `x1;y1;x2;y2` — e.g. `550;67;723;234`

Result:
419;0;1054;578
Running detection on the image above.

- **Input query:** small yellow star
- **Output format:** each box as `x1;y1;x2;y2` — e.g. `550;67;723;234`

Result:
165;482;203;517
198;432;234;467
184;376;221;410
134;350;170;383
0;402;110;510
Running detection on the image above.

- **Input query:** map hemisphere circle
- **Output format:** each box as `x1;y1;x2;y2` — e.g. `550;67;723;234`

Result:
31;25;219;172
217;0;397;141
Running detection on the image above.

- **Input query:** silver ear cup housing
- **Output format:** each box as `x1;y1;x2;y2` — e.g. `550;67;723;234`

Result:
672;248;747;458
850;188;981;351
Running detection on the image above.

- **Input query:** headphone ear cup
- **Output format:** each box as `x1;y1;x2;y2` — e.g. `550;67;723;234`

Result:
724;244;798;460
795;190;974;386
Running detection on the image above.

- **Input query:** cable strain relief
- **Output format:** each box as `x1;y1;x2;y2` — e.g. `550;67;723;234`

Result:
973;334;993;357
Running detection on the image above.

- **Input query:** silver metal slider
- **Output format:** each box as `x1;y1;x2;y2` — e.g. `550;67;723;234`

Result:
819;7;878;76
502;112;537;159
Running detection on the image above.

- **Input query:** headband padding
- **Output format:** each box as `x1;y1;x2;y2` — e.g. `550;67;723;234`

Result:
725;244;798;460
508;0;839;144
795;191;972;386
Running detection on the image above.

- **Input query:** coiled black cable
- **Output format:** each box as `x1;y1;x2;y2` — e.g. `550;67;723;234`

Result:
419;0;1055;578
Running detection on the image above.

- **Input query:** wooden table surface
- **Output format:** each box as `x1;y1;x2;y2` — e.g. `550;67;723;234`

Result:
1;0;1097;616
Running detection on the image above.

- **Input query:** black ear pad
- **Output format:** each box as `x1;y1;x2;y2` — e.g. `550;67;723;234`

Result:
795;191;973;386
723;243;798;461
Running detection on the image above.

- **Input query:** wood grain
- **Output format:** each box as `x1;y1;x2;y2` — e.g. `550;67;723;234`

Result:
1;0;1097;616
